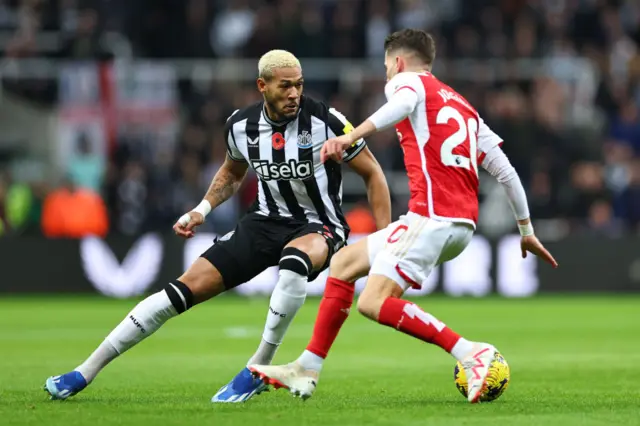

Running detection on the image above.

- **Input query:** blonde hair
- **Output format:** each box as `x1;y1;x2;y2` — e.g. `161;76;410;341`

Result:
258;50;301;80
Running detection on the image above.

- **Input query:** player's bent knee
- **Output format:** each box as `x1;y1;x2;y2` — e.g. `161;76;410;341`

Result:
357;275;404;321
279;247;314;278
328;249;349;275
329;244;368;282
356;292;382;320
177;257;226;305
356;285;387;320
286;233;329;271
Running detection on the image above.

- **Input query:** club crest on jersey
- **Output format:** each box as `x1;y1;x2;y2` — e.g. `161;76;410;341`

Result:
297;130;313;148
251;159;313;181
272;132;285;150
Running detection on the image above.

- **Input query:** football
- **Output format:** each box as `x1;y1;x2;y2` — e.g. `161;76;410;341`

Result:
454;351;510;402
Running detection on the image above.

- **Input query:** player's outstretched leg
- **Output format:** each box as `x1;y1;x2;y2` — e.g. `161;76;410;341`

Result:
43;258;225;400
248;275;351;400
214;236;324;403
211;248;308;403
249;239;369;400
358;274;497;403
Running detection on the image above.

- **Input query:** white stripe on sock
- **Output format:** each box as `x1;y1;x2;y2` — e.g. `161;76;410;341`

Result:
279;255;310;274
169;283;187;311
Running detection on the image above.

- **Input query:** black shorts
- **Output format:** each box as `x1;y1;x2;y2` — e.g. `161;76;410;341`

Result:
201;213;345;290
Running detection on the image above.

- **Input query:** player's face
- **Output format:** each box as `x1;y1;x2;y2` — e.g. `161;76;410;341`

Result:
259;67;304;120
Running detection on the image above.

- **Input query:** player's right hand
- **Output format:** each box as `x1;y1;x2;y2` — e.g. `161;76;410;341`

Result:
173;211;204;239
520;234;558;268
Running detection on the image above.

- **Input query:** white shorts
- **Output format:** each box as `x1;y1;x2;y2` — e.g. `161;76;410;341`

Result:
367;212;474;291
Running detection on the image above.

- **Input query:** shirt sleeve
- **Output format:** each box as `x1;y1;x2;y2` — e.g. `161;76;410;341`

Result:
224;109;246;162
481;145;530;221
383;72;425;102
477;116;503;164
368;88;419;130
327;107;366;162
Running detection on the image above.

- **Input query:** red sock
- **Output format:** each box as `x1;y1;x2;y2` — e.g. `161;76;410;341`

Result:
378;297;460;352
306;277;355;358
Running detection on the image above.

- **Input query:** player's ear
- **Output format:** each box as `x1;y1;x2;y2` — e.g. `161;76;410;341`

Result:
396;56;405;73
257;78;267;94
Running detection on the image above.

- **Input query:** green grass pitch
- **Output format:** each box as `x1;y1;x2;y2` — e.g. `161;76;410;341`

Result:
1;295;639;426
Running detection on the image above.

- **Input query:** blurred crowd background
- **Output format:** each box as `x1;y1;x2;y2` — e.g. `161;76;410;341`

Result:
2;0;640;240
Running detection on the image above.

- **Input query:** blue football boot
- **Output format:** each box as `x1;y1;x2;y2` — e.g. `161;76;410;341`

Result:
43;371;88;400
211;367;268;403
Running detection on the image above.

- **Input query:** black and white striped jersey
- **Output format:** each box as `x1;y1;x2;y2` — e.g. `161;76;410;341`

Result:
224;96;366;241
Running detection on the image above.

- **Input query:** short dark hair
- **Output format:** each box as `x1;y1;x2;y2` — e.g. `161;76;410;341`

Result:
384;29;436;66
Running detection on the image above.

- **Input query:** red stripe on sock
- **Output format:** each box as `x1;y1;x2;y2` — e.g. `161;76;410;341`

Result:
378;297;460;352
306;277;355;358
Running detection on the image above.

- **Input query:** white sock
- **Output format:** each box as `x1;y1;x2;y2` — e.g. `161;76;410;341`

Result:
249;270;307;364
75;291;178;382
247;339;279;366
297;350;324;372
75;340;119;383
450;338;474;361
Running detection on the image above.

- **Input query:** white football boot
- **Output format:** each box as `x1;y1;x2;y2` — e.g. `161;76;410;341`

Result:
460;343;497;403
248;362;318;400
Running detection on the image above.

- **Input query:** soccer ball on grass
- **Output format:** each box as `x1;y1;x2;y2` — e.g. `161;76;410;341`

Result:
453;351;510;402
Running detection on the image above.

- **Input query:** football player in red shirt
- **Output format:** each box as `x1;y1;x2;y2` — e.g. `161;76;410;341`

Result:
249;29;557;403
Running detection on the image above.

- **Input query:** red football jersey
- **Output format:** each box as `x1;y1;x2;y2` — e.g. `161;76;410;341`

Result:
385;72;503;226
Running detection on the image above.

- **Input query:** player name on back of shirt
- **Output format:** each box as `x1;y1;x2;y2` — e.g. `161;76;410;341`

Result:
437;88;472;110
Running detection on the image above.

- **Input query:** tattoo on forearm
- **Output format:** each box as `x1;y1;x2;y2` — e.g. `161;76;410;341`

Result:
206;171;241;207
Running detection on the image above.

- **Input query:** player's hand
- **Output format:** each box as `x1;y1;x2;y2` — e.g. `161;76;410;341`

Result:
173;211;204;239
520;234;558;268
321;134;353;163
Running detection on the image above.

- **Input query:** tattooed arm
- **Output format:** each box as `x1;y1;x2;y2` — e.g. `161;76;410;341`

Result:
173;155;249;239
203;156;249;210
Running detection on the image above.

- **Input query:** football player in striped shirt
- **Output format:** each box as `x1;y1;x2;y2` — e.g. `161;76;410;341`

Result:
43;50;392;403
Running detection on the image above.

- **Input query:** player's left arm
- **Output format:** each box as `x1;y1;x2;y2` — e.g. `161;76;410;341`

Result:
478;119;558;268
480;145;530;225
327;108;392;230
321;77;420;162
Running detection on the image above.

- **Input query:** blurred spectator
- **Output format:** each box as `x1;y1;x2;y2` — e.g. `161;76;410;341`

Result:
562;162;610;222
182;0;215;58
112;161;147;236
242;5;280;58
529;171;557;220
58;6;110;59
328;0;363;58
170;154;204;224
67;132;106;193
41;177;108;238
211;0;255;57
365;0;392;59
5;179;34;233
291;3;326;57
0;172;35;236
585;199;624;237
610;99;640;154
345;202;377;234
